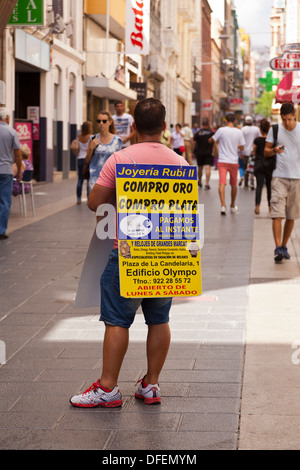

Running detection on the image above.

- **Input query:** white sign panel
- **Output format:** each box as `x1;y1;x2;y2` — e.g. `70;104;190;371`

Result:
125;0;150;55
270;51;300;71
201;100;213;111
285;0;298;44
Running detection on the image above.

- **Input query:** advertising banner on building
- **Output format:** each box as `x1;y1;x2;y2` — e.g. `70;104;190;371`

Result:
116;163;202;298
14;120;33;162
201;100;213;111
27;106;40;140
125;0;150;55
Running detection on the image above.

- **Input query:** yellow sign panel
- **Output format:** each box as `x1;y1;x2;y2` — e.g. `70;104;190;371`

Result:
116;164;202;298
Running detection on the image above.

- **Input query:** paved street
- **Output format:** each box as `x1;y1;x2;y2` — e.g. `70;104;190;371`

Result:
0;170;300;451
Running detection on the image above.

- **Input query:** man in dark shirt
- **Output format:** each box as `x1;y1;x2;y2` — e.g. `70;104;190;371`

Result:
193;117;214;189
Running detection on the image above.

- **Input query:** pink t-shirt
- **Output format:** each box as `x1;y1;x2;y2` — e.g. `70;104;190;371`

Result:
96;142;189;248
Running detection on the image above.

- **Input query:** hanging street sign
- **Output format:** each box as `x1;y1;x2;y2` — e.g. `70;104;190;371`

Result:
270;52;300;71
8;0;44;26
227;64;235;97
270;44;300;72
125;0;150;55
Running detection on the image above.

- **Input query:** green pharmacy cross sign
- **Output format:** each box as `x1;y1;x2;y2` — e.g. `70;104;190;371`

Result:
8;0;44;26
259;71;280;92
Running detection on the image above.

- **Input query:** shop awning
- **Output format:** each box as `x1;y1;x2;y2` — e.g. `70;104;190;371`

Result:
86;76;137;101
275;72;297;103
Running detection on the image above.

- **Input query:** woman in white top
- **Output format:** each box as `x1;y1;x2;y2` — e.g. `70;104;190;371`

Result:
171;123;185;155
76;121;92;204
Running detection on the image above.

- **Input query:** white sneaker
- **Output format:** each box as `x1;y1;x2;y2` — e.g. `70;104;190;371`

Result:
135;377;161;405
221;206;226;215
230;205;238;213
70;380;122;408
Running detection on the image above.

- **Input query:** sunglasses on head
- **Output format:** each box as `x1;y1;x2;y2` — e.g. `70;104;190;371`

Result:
97;119;108;123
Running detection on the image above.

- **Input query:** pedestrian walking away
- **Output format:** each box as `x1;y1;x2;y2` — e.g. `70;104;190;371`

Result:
0;107;22;240
70;98;188;408
182;123;194;164
238;150;244;187
253;119;272;215
84;111;122;193
209;113;245;215
192;123;200;136
193;117;214;189
264;102;300;263
241;115;260;189
70;121;93;204
112;101;136;148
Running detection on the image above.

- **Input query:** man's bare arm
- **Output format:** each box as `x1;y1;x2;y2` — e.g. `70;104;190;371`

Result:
14;149;22;179
264;141;284;157
88;184;115;212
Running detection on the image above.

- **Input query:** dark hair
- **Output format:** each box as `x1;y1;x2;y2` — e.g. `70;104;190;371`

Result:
134;98;166;135
202;117;209;126
81;121;92;135
260;118;270;135
281;102;295;116
114;100;123;107
225;113;235;123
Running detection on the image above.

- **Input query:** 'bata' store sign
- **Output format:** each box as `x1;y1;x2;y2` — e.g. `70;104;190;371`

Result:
270;51;300;71
125;0;150;55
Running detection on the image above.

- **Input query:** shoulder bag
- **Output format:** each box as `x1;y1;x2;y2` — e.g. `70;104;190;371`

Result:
82;134;98;180
263;124;278;173
70;139;79;157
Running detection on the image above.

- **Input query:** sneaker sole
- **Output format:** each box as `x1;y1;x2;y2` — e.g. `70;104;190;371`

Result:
135;393;161;405
70;399;123;408
274;253;283;263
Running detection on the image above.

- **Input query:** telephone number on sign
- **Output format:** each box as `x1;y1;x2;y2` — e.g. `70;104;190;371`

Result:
153;278;191;284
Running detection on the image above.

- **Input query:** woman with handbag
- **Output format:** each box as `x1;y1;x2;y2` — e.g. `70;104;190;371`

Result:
253;119;272;215
71;121;93;204
85;111;123;193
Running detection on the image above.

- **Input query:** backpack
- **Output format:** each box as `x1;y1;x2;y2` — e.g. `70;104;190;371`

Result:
263;124;278;173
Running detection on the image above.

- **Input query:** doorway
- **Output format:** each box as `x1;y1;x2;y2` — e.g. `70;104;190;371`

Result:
15;68;41;181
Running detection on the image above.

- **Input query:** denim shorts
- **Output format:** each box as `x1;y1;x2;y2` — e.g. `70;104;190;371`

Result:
100;249;172;328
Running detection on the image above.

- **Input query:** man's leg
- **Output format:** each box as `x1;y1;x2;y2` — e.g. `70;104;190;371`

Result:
144;323;171;385
100;325;129;390
205;165;211;186
0;174;13;236
219;183;226;207
272;218;282;247
198;165;203;186
282;219;294;246
231;185;237;207
185;141;193;165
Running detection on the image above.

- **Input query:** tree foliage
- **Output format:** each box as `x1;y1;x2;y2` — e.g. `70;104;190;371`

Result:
254;91;275;117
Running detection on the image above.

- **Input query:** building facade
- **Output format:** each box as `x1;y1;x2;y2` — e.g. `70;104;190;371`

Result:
0;0;247;182
1;0;85;182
